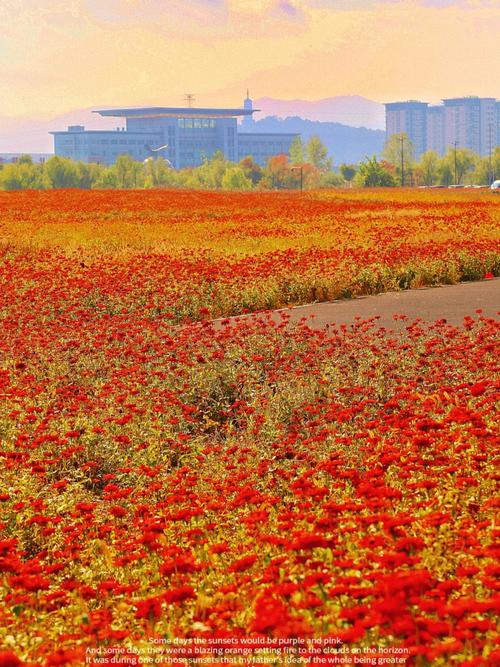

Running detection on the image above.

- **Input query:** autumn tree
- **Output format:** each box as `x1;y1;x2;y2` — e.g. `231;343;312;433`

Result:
239;156;263;185
260;154;296;189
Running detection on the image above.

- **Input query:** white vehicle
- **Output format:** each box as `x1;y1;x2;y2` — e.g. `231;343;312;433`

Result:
491;180;500;192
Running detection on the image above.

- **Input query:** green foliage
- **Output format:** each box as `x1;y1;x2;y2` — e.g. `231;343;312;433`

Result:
339;163;357;183
383;133;415;185
355;155;396;187
440;147;475;185
221;165;252;190
319;171;344;188
469;147;500;185
305;135;332;172
418;150;440;186
93;167;119;189
114;154;144;189
289;136;305;164
0;159;48;190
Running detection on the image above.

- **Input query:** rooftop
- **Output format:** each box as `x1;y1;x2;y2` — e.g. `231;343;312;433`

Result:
94;107;259;118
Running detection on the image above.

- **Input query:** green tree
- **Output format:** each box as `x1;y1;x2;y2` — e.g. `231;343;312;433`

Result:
0;159;48;190
93;167;119;189
470;147;500;185
113;154;142;188
439;147;475;185
305;136;332;172
143;157;176;188
417;150;440;186
184;151;228;189
383;133;415;185
289;136;305;164
44;156;80;188
355;155;396;187
437;160;453;186
339;163;357;186
1;163;33;190
318;171;343;188
221;165;252;190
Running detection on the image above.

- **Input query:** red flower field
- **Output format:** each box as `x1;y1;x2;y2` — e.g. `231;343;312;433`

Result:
0;189;499;666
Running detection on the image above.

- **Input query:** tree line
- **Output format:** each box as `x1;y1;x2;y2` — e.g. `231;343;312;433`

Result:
0;134;498;191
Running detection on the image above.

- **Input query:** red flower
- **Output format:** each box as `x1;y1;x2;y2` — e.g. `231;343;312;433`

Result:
0;653;23;667
229;555;257;572
135;596;162;620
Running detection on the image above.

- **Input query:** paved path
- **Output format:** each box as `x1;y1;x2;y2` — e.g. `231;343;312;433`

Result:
216;279;499;332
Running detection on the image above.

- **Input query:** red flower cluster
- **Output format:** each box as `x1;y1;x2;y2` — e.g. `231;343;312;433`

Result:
0;189;498;664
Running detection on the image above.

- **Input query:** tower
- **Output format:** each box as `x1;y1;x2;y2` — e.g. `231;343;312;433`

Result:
242;90;254;127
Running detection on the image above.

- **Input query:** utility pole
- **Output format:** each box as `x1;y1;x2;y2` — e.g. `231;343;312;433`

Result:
488;124;493;184
184;94;195;108
453;140;458;186
400;134;405;187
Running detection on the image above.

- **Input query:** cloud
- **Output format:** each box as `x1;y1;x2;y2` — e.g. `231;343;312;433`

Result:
0;0;498;118
275;0;300;16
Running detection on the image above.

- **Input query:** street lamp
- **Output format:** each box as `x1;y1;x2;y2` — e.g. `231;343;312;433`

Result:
453;140;458;186
291;165;303;192
488;124;493;184
400;134;405;187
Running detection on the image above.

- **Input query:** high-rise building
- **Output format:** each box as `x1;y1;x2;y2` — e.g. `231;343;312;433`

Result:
443;97;496;156
426;106;445;156
384;101;428;159
495;101;500;151
385;96;499;159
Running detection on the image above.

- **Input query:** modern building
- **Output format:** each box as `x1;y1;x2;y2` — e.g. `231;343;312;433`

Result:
51;125;161;165
497;101;500;148
51;97;298;168
385;96;499;158
426;106;445;156
443;97;496;156
385;101;428;159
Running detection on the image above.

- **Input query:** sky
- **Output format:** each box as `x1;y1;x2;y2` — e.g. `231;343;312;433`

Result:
0;0;499;120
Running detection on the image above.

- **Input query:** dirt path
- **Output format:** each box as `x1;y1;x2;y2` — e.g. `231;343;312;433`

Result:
215;279;499;331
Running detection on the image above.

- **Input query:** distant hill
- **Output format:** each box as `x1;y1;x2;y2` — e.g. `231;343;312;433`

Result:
254;96;385;130
242;116;385;165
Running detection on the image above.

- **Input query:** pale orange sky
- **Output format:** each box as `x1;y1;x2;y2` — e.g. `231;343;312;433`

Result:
0;0;499;119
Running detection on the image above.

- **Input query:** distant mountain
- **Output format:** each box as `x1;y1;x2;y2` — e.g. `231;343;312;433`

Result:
243;116;385;165
253;96;385;130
